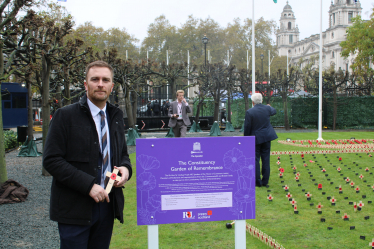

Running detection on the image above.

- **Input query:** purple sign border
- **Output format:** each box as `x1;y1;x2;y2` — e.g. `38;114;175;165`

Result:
136;136;256;225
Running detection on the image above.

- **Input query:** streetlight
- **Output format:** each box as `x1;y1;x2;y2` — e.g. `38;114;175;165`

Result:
260;53;264;75
202;35;208;67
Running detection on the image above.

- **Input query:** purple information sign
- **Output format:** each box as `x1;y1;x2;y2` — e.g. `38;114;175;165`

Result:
136;136;255;225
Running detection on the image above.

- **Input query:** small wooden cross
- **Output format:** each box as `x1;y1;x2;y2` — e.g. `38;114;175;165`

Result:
358;201;364;208
290;199;297;206
105;168;122;194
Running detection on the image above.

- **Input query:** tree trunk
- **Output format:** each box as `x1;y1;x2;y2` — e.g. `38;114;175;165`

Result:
170;79;176;101
27;78;34;142
282;94;290;130
194;98;204;123
227;89;232;123
244;94;250;111
266;84;271;104
124;84;134;128
131;90;138;126
41;56;51;176
0;86;7;185
0;40;7;184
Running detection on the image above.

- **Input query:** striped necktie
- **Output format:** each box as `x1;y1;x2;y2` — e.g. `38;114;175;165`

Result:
99;111;109;178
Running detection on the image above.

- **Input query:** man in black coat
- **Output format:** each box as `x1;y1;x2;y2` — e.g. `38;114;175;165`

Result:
244;93;278;187
43;61;132;249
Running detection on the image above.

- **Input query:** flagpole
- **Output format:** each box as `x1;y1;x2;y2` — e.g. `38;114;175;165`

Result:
187;50;190;98
166;50;169;100
317;0;323;141
251;0;255;107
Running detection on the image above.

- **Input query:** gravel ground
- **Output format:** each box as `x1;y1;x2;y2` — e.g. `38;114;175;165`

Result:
0;128;320;248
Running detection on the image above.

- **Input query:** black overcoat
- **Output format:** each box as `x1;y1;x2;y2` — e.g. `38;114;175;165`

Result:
43;94;132;225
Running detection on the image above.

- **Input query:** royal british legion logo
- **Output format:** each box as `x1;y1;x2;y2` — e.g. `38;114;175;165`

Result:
183;211;194;219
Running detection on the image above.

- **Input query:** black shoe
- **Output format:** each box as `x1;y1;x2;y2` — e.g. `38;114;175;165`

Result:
256;184;262;187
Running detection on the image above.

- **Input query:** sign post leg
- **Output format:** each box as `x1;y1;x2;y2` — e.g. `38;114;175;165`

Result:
235;220;246;249
148;225;159;249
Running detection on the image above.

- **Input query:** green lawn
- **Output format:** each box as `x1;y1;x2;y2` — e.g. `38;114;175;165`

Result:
111;131;374;249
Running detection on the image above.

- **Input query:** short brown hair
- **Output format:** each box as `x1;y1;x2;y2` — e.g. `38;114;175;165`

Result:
176;90;184;97
85;61;114;81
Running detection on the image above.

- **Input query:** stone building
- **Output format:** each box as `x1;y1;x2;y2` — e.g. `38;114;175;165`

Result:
276;0;364;73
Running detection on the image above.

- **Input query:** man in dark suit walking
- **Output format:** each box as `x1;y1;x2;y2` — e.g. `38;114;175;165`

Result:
244;93;278;187
168;90;191;137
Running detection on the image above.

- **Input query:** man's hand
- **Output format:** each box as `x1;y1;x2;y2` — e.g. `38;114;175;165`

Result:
173;114;178;118
182;98;187;104
89;184;110;203
113;166;129;188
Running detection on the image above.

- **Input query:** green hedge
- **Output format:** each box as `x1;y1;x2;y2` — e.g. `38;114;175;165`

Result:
324;96;374;129
193;96;374;129
193;98;215;117
4;130;17;151
229;97;291;128
228;96;374;129
291;97;319;128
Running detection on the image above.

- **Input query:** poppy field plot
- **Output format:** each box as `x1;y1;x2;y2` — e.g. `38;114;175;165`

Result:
252;151;374;249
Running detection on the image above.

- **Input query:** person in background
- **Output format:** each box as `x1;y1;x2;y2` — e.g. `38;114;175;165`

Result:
168;90;191;137
244;93;277;187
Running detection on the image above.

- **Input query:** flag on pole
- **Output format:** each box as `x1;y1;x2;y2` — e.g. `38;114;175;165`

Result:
273;0;277;2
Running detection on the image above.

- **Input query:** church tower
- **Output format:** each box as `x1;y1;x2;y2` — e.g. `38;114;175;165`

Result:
276;1;300;57
329;0;362;29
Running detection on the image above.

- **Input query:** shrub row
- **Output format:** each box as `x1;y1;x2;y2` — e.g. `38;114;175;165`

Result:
4;130;18;151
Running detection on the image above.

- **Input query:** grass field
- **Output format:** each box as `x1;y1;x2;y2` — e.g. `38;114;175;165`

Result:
111;131;374;249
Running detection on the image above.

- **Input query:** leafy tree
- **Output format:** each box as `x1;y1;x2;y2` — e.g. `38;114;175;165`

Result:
272;68;300;130
341;9;374;79
322;67;350;130
0;0;34;184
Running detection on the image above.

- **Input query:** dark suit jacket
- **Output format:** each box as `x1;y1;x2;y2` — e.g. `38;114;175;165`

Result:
244;104;278;144
168;101;191;127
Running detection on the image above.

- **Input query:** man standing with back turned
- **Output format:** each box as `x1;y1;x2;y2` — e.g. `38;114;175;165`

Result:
168;90;191;137
244;93;277;187
43;61;132;249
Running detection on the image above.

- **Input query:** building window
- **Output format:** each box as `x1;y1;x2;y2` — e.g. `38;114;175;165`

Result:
333;13;336;25
348;12;353;23
288;22;291;30
284;14;287;17
331;32;334;38
346;63;349;71
332;51;335;58
289;35;293;44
